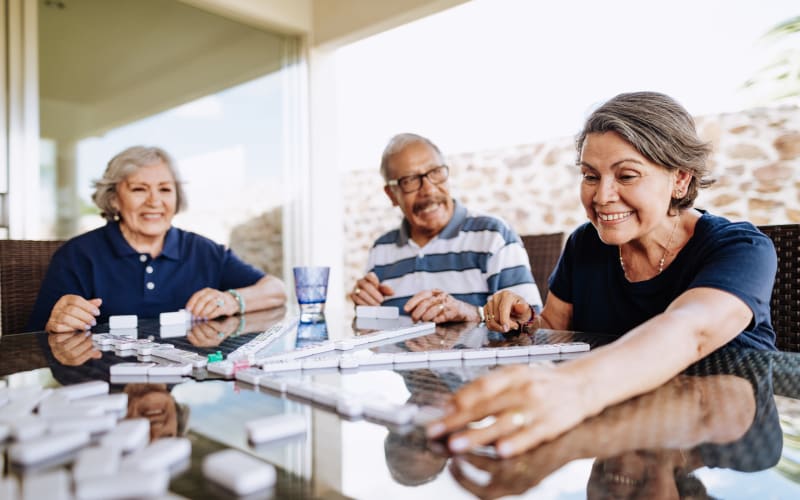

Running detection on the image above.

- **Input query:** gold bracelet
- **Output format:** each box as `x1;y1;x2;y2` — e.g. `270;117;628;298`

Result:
227;289;245;315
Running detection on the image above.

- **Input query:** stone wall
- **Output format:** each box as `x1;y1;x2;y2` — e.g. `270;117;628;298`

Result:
342;104;800;293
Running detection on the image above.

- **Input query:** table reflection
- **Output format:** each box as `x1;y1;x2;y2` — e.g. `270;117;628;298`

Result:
437;348;781;499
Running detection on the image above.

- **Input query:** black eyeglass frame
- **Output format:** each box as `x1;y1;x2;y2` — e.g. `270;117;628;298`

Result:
386;165;450;193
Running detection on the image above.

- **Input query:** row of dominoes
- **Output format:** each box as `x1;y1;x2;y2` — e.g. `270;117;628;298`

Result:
107;310;192;330
252;320;437;365
226;317;299;363
207;341;587;379
238;374;422;426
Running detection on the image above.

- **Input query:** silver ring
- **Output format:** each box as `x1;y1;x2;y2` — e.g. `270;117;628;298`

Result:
216;299;224;307
355;287;361;295
438;303;445;311
510;411;528;428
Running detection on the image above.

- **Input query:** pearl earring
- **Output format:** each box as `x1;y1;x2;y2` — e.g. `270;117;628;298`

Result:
113;213;120;221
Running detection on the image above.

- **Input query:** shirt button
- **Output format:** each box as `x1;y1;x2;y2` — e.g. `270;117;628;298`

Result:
146;282;155;290
139;255;147;262
145;266;153;274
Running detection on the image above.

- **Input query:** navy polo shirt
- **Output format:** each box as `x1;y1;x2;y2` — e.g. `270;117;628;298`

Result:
27;222;265;330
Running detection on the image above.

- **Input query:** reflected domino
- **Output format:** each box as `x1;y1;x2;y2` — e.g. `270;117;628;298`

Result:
246;414;307;444
109;315;137;329
203;449;276;495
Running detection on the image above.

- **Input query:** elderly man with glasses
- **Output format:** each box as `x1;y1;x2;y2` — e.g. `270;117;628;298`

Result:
351;133;542;324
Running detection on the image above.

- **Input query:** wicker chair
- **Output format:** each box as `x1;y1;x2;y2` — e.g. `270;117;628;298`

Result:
0;239;64;335
521;232;565;302
757;224;800;352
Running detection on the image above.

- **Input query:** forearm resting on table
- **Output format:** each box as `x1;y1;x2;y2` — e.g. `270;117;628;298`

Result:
234;275;287;312
556;288;751;419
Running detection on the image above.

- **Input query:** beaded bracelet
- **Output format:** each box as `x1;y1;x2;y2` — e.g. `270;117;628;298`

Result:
227;289;245;315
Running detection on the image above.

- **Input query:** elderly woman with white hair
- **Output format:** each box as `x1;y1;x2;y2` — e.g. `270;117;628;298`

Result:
29;146;286;333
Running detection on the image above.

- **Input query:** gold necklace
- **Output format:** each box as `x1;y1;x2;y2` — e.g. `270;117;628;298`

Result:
619;217;679;279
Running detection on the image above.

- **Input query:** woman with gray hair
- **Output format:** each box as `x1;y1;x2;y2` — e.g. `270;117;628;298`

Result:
427;92;777;457
29;146;286;333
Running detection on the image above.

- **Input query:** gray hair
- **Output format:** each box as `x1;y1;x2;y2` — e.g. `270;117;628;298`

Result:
576;91;714;212
380;133;444;182
92;146;187;221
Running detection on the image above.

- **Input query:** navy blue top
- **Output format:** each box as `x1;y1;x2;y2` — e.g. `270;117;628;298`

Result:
549;212;777;350
27;222;265;330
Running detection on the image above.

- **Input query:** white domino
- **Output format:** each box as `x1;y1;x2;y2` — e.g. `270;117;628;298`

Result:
159;310;190;326
392;352;429;364
9;430;90;465
148;362;193;376
122;437;191;473
336;397;364;418
48;414;118;435
355;305;399;319
363;401;418;425
353;352;395;366
246;414;307;444
150;346;207;368
111;362;156;375
22;469;71;500
203;449;276;495
54;380;109;401
159;323;188;338
301;356;341;370
426;350;463;361
461;348;497;360
73;446;120;481
0;478;19;500
495;345;536;358
75;469;169;500
109;315;137;329
234;367;265;385
528;344;560;355
260;359;303;373
100;418;150;452
259;377;289;393
228;317;299;363
0;388;53;418
557;342;590;353
257;341;336;364
5;415;47;441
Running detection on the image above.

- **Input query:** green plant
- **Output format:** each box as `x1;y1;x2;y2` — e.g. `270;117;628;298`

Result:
743;16;800;104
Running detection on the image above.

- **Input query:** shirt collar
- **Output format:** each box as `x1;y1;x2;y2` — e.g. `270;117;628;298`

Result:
397;199;464;246
105;221;180;260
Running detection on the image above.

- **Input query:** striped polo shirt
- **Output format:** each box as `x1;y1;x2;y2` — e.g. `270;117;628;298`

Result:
366;200;542;312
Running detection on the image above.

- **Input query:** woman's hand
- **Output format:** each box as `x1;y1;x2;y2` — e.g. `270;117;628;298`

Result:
46;295;102;333
185;288;237;319
186;316;240;347
426;363;591;458
48;331;101;366
483;291;533;333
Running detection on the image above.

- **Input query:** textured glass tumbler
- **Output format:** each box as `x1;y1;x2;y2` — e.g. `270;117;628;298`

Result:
293;266;330;323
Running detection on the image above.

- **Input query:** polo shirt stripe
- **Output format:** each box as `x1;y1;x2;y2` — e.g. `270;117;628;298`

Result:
373;251;492;279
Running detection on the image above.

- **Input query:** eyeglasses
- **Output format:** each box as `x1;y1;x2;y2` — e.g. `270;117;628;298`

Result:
386;165;449;193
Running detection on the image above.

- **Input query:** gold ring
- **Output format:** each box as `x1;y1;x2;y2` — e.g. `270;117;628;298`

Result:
486;313;494;321
355;287;361;295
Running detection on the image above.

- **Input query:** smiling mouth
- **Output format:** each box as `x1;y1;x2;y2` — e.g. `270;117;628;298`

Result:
597;211;633;222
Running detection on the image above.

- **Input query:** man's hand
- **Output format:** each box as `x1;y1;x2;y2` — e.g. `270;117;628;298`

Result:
46;295;102;333
405;289;481;324
351;272;395;305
